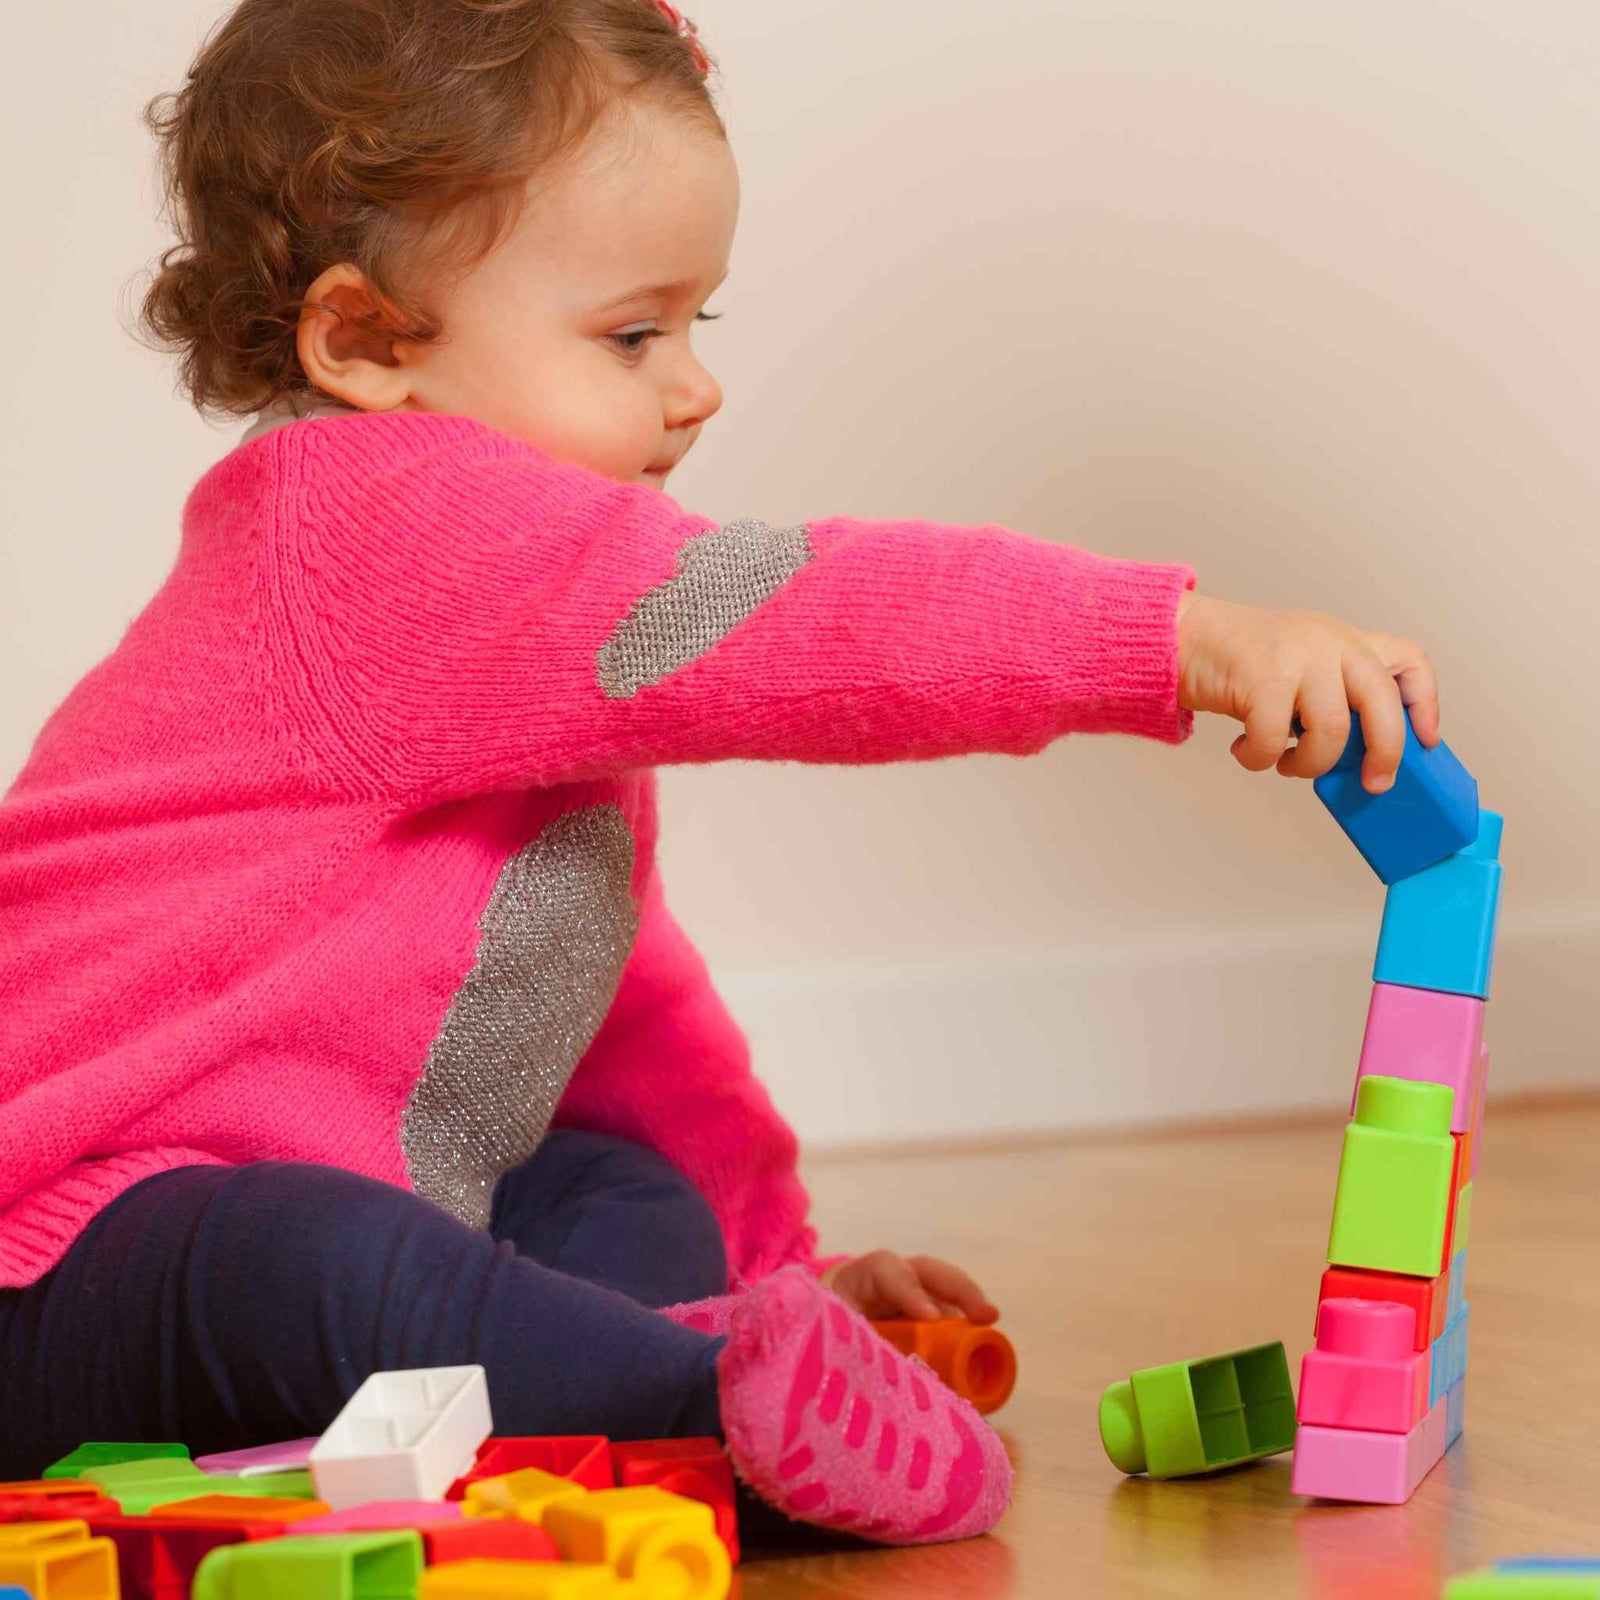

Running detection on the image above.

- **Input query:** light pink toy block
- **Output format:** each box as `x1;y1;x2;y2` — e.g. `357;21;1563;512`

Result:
1291;1395;1448;1504
194;1439;319;1476
294;1500;465;1533
1470;1044;1489;1177
1354;984;1484;1133
1298;1299;1431;1434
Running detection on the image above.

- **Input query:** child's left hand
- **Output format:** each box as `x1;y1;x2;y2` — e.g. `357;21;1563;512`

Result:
820;1249;1000;1324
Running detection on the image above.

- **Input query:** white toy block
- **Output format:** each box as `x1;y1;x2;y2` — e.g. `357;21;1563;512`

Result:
309;1365;492;1510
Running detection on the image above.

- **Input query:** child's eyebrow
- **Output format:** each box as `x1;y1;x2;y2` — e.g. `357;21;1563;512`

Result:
594;271;729;314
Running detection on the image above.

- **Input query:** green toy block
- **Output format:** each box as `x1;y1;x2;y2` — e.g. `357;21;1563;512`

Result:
43;1440;191;1479
1328;1076;1455;1278
82;1456;211;1515
1100;1341;1296;1478
233;1469;317;1500
1446;1574;1600;1598
192;1530;422;1600
1455;1181;1475;1255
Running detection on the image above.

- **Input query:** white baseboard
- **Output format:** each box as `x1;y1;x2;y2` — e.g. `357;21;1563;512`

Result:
712;903;1600;1149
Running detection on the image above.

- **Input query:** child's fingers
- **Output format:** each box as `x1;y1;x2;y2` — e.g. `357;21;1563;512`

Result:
1368;632;1441;747
907;1255;1000;1324
1344;649;1407;792
865;1252;942;1319
1276;669;1350;780
1231;686;1298;773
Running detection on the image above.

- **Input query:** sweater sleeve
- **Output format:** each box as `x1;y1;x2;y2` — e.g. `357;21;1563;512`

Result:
270;420;1196;803
551;867;824;1287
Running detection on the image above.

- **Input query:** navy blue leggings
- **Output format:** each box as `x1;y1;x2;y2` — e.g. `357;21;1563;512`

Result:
0;1132;728;1479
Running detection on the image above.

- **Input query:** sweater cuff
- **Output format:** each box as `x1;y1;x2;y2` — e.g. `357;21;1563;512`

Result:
1061;551;1196;745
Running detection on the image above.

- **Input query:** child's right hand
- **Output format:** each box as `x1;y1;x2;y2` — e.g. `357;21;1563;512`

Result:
1175;592;1441;795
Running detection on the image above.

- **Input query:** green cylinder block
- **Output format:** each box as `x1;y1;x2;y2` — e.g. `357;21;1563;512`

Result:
1099;1342;1296;1479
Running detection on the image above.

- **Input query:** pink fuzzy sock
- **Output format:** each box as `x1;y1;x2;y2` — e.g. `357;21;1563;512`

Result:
715;1265;1013;1544
659;1289;747;1338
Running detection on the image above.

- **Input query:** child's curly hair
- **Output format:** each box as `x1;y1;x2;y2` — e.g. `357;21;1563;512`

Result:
138;0;722;418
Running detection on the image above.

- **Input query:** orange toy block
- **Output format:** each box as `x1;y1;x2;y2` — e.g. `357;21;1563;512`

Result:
146;1492;330;1524
871;1317;1018;1414
609;1440;738;1564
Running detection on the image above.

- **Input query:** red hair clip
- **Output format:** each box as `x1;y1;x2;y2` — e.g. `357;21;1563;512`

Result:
650;0;710;76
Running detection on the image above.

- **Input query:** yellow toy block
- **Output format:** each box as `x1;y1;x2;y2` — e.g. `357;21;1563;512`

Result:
462;1467;588;1523
0;1519;89;1547
543;1486;731;1600
0;1526;118;1598
420;1559;636;1597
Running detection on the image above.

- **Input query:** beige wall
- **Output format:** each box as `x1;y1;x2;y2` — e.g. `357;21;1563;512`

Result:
4;0;1596;1145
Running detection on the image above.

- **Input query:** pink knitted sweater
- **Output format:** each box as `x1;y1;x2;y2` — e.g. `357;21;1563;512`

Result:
0;409;1194;1291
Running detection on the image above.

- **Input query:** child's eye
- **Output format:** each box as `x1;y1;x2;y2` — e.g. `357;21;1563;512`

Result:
605;310;723;360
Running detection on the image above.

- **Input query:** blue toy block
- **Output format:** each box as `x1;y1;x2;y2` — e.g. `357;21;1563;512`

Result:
1313;712;1479;884
1448;1250;1468;1321
1373;811;1504;999
1446;1379;1466;1447
0;1588;31;1600
1448;1305;1471;1389
1429;1329;1450;1409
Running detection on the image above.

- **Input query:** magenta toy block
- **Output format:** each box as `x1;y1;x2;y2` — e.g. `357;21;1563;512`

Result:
1355;985;1484;1133
1291;1395;1447;1504
294;1500;464;1533
1470;1044;1489;1178
195;1440;319;1477
1297;1299;1430;1434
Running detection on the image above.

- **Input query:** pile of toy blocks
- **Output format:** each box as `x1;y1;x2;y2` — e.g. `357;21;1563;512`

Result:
0;1314;1014;1598
1291;715;1503;1504
0;1365;737;1600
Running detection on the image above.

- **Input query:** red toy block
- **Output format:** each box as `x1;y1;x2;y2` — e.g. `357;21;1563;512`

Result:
0;1492;121;1524
86;1513;280;1600
1317;1265;1447;1353
1442;1133;1467;1262
1298;1299;1431;1434
447;1437;614;1501
871;1318;1018;1415
420;1518;560;1565
609;1439;739;1564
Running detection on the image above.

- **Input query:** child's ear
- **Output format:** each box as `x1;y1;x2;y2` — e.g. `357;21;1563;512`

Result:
296;262;413;412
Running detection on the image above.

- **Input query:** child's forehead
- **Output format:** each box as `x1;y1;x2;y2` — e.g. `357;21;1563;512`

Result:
513;103;738;301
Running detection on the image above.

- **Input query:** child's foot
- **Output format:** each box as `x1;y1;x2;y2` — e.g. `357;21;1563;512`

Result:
659;1289;745;1339
716;1265;1013;1544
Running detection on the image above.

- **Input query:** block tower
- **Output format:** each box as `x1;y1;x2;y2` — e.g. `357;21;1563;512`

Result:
1291;715;1503;1504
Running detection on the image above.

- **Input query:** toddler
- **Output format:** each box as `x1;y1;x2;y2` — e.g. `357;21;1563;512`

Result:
0;0;1442;1546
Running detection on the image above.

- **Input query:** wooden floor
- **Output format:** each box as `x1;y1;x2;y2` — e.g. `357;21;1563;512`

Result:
736;1096;1600;1600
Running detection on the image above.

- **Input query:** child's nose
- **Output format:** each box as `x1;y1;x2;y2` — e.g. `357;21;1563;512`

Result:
663;351;723;431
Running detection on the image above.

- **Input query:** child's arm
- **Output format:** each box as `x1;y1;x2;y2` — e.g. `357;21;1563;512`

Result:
266;425;1194;802
550;868;826;1287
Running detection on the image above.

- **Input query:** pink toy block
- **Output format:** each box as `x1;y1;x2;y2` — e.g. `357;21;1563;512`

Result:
1470;1044;1489;1177
1298;1299;1430;1433
1355;984;1484;1134
194;1440;319;1477
293;1500;464;1533
1291;1395;1448;1504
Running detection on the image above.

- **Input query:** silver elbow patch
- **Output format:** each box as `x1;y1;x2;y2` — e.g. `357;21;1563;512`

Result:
596;519;813;699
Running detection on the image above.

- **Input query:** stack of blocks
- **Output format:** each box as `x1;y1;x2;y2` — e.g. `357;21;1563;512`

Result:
1291;715;1503;1504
